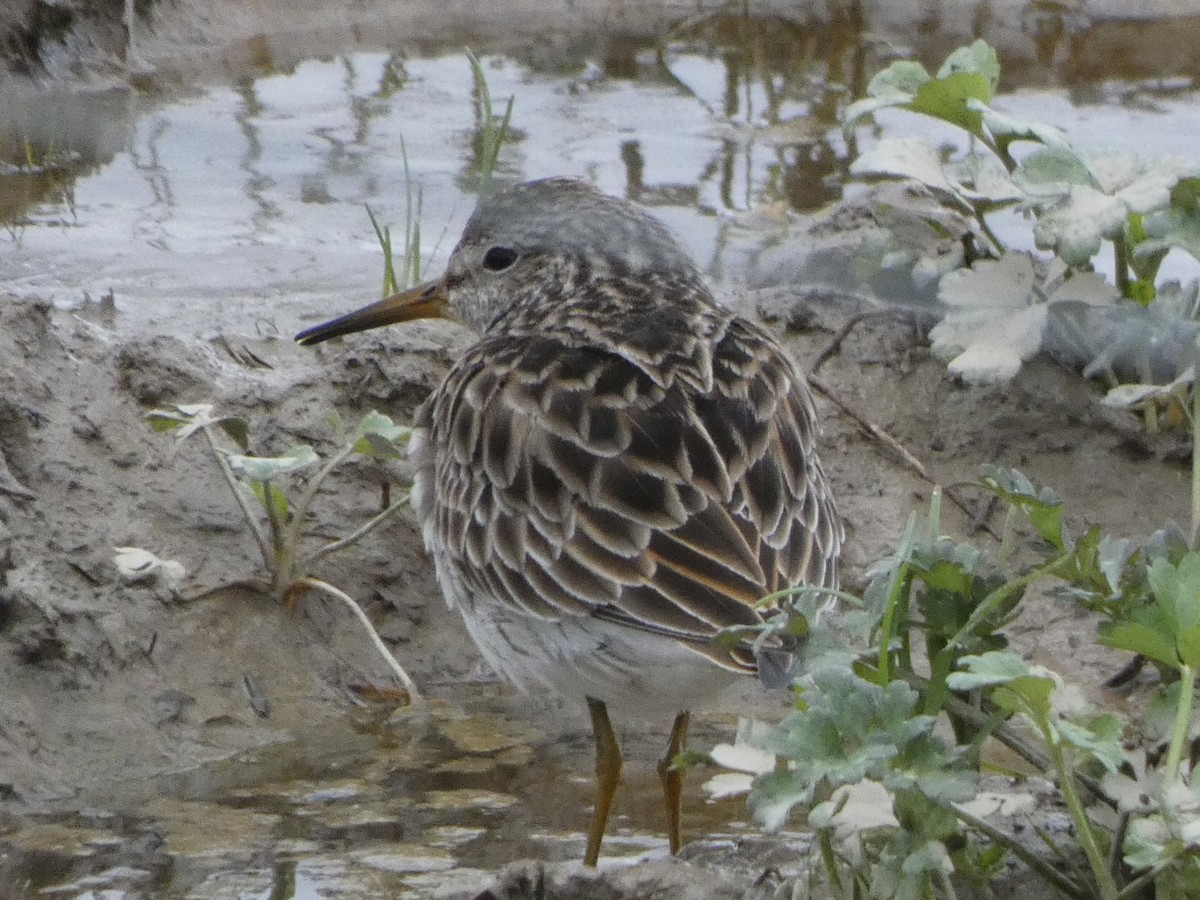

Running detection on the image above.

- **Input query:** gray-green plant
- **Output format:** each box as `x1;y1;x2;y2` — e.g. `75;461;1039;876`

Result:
144;403;419;698
843;40;1200;390
714;436;1200;897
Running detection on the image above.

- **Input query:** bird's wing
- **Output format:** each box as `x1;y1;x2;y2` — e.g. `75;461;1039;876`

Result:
420;319;841;672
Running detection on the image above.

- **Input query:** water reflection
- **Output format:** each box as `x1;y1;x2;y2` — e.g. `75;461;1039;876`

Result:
5;694;766;898
3;8;1200;337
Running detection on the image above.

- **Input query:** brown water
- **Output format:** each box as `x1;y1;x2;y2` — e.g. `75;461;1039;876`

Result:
3;689;800;898
2;2;1200;897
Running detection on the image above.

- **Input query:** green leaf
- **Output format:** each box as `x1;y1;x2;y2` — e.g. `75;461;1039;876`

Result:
227;445;319;482
354;432;407;458
264;481;289;522
870;59;932;99
946;650;1029;691
849;137;960;196
980;464;1067;549
1099;621;1179;668
842;60;930;130
352;410;412;457
355;409;401;437
1177;623;1200;669
975;103;1069;152
1055;714;1125;773
991;677;1055;718
844;41;997;138
144;410;190;432
217;417;251;452
911;72;993;136
1016;145;1098;193
900;839;953;877
144;404;250;450
935;39;1000;87
1098;536;1137;595
1025;150;1200;268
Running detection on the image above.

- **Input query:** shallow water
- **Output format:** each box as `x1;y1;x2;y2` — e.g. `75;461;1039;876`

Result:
4;690;796;898
3;4;1200;897
4;6;1200;340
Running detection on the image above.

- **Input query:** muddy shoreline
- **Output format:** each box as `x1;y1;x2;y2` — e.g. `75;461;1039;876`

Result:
1;277;1188;895
2;1;1198;897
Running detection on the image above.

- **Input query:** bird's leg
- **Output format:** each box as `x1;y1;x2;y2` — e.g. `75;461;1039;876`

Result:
584;696;622;867
657;709;691;855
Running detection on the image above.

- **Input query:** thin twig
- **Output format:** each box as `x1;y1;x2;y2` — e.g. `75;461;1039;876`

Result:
949;802;1090;900
299;576;422;703
809;373;1001;539
811;313;871;374
179;577;272;604
299;492;411;569
202;426;273;570
809;308;934;375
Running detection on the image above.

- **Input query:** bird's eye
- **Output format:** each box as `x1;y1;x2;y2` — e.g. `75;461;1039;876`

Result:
482;246;519;272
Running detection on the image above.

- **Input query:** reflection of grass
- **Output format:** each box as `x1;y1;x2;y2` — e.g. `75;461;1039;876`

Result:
1;138;80;241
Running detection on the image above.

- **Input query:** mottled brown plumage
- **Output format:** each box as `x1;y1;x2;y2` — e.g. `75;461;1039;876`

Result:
297;177;842;865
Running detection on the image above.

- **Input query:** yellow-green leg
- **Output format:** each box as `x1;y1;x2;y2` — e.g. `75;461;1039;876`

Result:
584;697;623;867
658;710;690;855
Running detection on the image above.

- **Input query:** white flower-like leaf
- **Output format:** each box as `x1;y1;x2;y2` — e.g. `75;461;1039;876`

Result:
809;780;899;837
955;791;1036;819
227;444;320;481
114;546;186;590
932;253;1121;384
1103;367;1194;412
709;740;776;776
703;723;778;801
1025;150;1200;266
703;772;756;801
850;138;960;198
931;254;1046;384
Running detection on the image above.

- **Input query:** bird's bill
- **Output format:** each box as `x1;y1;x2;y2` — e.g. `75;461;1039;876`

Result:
295;279;451;345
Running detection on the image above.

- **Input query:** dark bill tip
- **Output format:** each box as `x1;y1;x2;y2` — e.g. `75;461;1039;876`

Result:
295;281;450;346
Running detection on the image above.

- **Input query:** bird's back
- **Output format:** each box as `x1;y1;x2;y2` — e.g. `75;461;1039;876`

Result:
410;267;841;687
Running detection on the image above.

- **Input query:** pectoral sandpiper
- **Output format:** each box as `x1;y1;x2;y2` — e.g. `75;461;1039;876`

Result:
297;177;841;865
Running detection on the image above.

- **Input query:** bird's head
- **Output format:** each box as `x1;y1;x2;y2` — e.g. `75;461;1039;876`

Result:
295;178;700;344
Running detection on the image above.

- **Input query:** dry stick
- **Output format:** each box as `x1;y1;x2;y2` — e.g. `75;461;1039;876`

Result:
807;312;1000;540
300;576;422;703
809;374;1002;540
810;312;872;375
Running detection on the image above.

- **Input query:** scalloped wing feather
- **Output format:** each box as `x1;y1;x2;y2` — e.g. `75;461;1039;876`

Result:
414;315;841;674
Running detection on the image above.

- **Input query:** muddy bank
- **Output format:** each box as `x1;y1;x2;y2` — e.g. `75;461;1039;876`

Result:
0;268;1189;894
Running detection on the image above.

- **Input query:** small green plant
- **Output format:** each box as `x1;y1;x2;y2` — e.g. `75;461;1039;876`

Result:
366;137;423;297
712;455;1200;898
466;48;514;192
842;40;1200;388
144;403;419;699
712;461;1200;898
